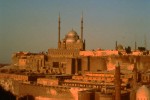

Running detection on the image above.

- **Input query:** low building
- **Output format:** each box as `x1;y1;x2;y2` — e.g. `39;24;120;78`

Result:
37;74;72;86
136;85;150;100
62;71;131;91
37;78;59;86
12;52;46;71
78;90;130;100
0;72;44;83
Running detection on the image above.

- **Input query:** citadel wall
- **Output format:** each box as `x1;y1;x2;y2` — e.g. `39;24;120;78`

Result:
12;51;150;74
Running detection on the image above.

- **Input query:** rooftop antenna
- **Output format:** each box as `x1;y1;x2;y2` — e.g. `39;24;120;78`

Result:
134;33;137;51
116;41;118;50
135;41;137;51
144;34;147;50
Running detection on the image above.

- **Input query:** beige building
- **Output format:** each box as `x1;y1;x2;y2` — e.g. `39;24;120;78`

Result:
136;85;150;100
11;15;150;75
12;52;46;71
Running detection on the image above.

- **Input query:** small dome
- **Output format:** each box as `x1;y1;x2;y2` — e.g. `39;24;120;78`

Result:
136;85;150;99
77;39;82;43
117;44;124;50
66;38;76;43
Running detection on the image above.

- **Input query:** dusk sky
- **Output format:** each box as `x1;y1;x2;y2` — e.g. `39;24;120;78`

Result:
0;0;150;63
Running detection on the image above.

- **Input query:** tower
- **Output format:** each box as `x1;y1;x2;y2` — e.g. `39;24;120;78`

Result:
133;58;137;87
134;34;137;51
116;41;118;50
81;12;83;41
115;62;121;100
131;58;138;100
144;34;147;50
58;13;61;48
135;41;137;51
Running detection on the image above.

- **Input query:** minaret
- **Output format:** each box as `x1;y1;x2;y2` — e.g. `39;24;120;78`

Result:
133;58;137;87
144;34;147;50
115;62;121;100
131;58;137;100
81;12;83;41
58;13;61;48
116;41;118;50
135;41;137;51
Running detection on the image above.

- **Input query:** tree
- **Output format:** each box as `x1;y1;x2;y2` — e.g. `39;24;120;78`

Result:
125;46;132;54
138;47;146;51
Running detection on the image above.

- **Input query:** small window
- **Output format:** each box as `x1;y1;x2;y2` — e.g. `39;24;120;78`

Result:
53;62;59;68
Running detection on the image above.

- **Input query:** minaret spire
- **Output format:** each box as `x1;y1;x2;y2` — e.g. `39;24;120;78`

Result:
58;13;61;48
116;41;118;50
81;12;83;41
115;62;121;100
135;41;137;51
144;34;147;50
58;12;61;43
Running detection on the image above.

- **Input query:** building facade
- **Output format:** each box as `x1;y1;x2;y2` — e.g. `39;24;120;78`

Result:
11;15;150;75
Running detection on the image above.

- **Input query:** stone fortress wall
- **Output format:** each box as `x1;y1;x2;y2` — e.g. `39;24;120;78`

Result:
12;51;150;74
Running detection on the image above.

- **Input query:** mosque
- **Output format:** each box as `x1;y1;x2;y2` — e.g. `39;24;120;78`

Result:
57;14;85;50
12;14;87;74
11;14;150;75
46;14;85;74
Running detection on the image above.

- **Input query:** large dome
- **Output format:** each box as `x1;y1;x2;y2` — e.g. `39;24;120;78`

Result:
136;85;150;99
66;30;78;38
65;29;79;43
66;38;76;43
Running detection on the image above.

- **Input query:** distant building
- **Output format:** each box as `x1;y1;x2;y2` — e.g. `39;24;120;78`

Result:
12;52;46;71
11;15;150;74
136;85;150;100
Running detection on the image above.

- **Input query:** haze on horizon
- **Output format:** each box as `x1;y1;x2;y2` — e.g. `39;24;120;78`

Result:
0;0;150;63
